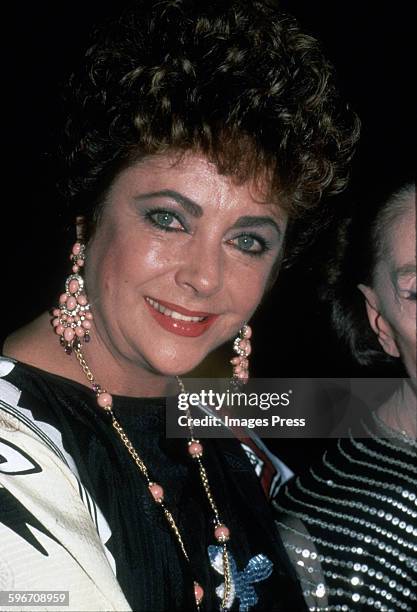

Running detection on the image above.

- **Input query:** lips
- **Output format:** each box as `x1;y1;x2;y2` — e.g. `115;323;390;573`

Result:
144;296;219;337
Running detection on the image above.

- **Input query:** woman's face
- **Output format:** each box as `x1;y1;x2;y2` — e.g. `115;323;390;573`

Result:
361;193;416;380
85;153;286;376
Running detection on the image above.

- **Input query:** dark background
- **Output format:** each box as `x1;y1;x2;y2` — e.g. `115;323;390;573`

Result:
3;2;415;392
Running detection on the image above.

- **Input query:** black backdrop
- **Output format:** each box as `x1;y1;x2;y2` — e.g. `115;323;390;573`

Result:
3;1;415;383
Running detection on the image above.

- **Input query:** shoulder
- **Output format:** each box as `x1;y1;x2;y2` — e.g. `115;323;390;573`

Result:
0;359;127;608
0;355;83;480
3;314;48;362
0;407;129;610
3;312;86;386
4;313;62;369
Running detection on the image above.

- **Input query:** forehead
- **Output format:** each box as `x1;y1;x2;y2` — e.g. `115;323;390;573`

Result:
108;152;285;221
383;195;416;268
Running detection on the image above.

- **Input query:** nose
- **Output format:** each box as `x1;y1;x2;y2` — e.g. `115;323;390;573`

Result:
174;237;223;298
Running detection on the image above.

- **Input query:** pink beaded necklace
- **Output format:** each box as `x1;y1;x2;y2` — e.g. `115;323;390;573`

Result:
53;238;233;608
73;344;233;610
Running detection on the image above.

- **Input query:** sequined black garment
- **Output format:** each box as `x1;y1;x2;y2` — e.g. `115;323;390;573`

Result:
274;413;417;611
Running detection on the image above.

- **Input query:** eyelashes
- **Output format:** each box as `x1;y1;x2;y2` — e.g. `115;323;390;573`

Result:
226;233;271;257
143;207;272;257
145;208;188;232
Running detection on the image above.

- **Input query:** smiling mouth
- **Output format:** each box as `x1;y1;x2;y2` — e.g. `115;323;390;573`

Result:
145;297;208;322
144;296;218;338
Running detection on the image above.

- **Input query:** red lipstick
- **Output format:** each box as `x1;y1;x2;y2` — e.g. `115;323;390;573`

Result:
144;297;219;338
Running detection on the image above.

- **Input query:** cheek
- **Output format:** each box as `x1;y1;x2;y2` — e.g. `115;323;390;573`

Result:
138;239;179;273
397;315;416;357
90;233;178;295
390;302;416;369
90;239;131;295
228;265;269;316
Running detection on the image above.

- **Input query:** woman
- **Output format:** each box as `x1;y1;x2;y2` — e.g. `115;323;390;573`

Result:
0;1;358;610
275;179;416;611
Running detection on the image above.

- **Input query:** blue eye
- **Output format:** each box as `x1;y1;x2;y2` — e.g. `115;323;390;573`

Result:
229;233;269;256
146;209;186;232
238;236;256;250
154;212;175;227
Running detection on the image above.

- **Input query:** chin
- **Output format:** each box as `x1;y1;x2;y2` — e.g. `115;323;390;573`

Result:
155;362;197;378
144;347;207;378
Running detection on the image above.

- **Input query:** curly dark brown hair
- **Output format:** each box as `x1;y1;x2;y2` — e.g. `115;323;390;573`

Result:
60;0;359;256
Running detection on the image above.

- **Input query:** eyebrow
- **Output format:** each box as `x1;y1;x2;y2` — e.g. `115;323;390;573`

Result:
394;262;416;277
229;215;282;237
134;189;203;218
134;190;282;235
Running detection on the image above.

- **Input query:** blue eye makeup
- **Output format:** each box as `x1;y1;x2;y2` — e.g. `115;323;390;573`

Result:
228;233;271;257
143;207;272;257
144;208;188;232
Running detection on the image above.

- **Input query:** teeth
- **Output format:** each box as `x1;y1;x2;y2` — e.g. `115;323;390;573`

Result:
146;298;206;322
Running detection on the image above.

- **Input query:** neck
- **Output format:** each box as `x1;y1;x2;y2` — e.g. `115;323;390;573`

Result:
78;327;178;398
377;379;417;438
4;312;179;398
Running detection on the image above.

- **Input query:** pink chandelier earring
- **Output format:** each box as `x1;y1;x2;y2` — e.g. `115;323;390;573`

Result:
230;324;252;384
51;241;93;355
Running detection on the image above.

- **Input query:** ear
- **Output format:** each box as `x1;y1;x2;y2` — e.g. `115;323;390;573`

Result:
357;284;400;358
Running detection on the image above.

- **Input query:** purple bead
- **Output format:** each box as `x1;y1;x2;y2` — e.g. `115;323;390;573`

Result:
64;346;72;355
85;334;90;343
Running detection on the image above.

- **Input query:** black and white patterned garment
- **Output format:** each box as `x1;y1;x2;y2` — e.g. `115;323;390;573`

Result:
0;356;306;612
274;413;417;612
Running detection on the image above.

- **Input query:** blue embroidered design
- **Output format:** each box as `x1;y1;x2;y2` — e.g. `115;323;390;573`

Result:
208;545;273;611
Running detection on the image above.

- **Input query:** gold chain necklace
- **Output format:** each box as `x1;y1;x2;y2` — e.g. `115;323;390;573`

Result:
74;345;232;610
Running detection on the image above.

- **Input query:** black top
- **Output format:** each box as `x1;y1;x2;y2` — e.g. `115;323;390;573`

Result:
0;358;307;612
